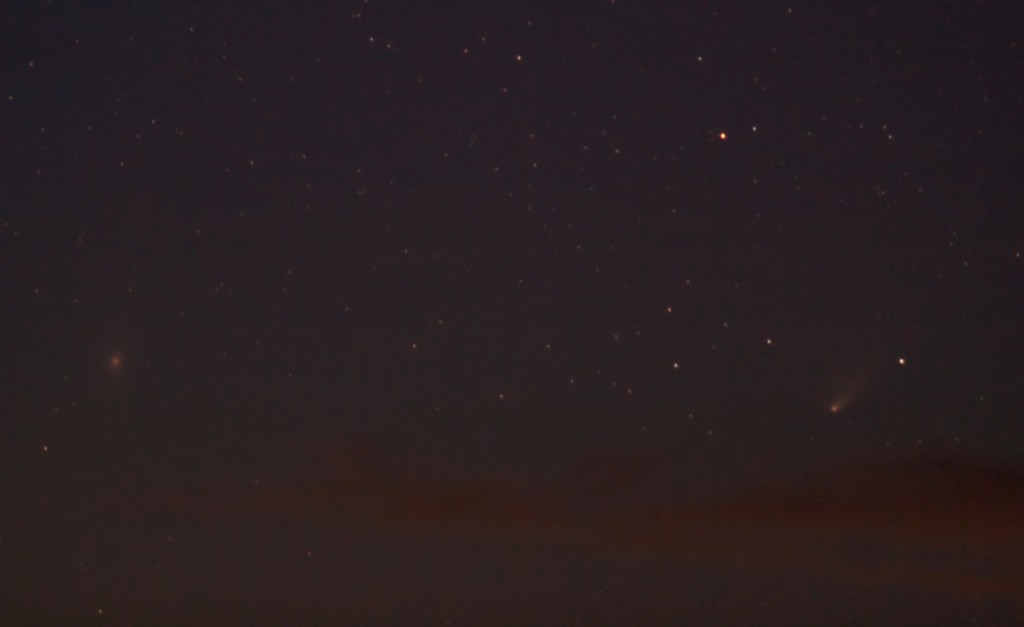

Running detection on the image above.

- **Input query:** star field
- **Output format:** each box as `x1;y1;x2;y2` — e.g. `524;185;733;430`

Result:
2;2;1023;624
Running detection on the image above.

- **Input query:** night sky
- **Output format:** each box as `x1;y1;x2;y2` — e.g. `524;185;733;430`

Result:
3;2;1024;624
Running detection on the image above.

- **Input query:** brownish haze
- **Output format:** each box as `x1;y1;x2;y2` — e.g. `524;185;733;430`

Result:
175;444;1024;601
